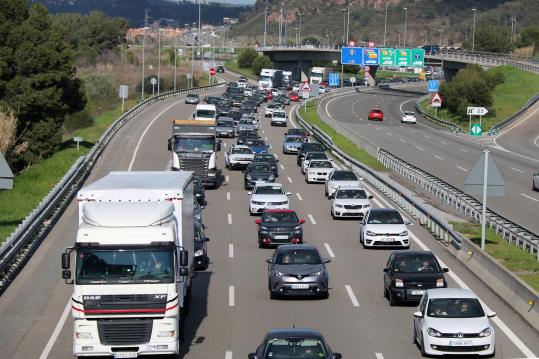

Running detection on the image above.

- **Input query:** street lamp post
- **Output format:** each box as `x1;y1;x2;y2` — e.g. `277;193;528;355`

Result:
295;27;298;46
157;28;162;95
174;33;177;91
403;7;408;47
263;6;268;46
346;3;351;44
342;8;346;44
472;8;477;51
298;12;302;46
383;3;388;47
141;26;148;101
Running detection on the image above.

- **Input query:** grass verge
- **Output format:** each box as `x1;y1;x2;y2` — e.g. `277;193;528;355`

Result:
225;60;256;78
452;222;539;292
298;100;386;171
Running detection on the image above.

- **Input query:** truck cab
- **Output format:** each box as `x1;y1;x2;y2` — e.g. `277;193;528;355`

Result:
310;67;330;85
194;104;217;121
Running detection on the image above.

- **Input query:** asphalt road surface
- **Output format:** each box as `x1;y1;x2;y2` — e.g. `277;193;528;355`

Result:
0;76;537;359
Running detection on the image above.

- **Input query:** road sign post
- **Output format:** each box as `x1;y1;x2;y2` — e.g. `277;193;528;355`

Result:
118;85;128;113
73;136;83;151
431;92;442;118
150;77;157;96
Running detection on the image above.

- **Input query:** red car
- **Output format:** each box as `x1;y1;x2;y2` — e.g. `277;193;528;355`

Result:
265;90;273;101
368;109;384;121
289;91;300;102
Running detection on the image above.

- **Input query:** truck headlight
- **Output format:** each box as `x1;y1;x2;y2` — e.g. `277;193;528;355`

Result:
158;330;176;338
76;332;92;340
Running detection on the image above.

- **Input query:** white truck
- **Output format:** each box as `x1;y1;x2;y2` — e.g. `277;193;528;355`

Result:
309;67;331;84
258;68;283;90
61;171;195;358
282;71;293;87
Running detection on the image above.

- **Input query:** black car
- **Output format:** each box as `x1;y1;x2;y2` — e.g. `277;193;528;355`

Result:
252;153;279;177
226;86;244;97
216;118;236;138
203;95;222;105
194;219;209;270
383;250;448;306
297;142;325;165
249;328;341;359
240;105;254;116
228;110;243;125
237;130;260;145
244;162;275;189
216;65;225;73
242;100;258;113
255;210;304;248
193;177;206;206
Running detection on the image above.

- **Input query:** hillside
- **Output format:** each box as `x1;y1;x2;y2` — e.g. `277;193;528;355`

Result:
30;0;251;27
232;0;539;48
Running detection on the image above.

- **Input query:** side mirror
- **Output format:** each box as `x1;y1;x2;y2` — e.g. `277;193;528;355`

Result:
62;270;72;280
413;311;423;318
248;191;253;195
443;268;449;273
368;195;374;199
265;258;273;264
248;354;257;359
405;220;412;226
383;268;389;272
323;258;331;264
180;249;188;267
333;354;342;359
255;219;261;224
61;252;70;269
487;312;497;318
286;192;292;196
204;237;210;242
167;137;173;151
195;193;202;197
299;219;305;224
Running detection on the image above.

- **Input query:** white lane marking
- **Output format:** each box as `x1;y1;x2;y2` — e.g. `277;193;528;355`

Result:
434;155;444;160
229;286;235;307
274;154;279;159
456;165;469;172
511;167;524;173
375;354;384;359
227;213;233;224
264;136;268;141
128;101;179;170
399;97;417;113
308;214;317;224
441;141;448;145
415;146;424;151
400;139;407;143
324;243;335;258
223;142;227;147
39;299;71;359
345;285;360;307
535;135;539;147
521;193;539;202
287;176;293;183
225;351;233;359
424;135;431;139
229;243;234;258
226;192;231;200
459;148;469;153
225;175;230;183
279;164;285;170
333;163;341;170
385;132;392;136
296;193;303;201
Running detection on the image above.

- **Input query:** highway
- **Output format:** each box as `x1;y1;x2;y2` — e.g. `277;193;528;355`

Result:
0;73;537;359
320;86;539;236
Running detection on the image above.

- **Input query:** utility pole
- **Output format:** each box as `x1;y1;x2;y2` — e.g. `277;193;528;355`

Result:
298;12;302;46
403;7;408;47
174;34;177;91
263;6;268;46
157;28;162;95
472;8;477;51
346;3;351;44
383;3;388;47
141;10;148;101
342;8;346;44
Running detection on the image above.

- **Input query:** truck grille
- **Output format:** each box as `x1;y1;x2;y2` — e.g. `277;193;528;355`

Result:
83;294;167;312
98;319;152;345
179;155;209;177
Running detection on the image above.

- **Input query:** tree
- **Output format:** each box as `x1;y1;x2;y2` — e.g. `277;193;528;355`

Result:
474;24;512;54
237;48;258;68
251;55;273;76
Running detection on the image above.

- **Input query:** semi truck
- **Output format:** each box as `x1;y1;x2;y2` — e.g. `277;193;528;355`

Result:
309;67;331;84
61;171;195;358
168;119;221;187
282;71;293;87
258;68;283;90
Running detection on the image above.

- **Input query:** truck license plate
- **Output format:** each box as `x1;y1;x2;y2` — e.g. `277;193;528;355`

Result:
113;353;138;358
291;284;309;289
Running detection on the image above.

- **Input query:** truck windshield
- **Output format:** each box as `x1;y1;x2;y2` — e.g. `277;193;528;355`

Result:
174;137;215;152
311;72;323;77
259;75;272;81
76;248;174;284
196;110;216;119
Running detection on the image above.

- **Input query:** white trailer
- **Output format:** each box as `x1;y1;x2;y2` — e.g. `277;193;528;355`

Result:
62;171;195;358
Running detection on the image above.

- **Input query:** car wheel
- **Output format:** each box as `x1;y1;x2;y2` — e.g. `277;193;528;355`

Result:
389;290;398;306
320;290;330;299
413;325;417;344
420;334;427;357
249;210;255;216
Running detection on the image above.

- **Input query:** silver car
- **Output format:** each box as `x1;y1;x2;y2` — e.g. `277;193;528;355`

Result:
266;244;330;299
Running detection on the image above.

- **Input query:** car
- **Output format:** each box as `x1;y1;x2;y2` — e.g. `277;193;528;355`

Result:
237;129;260;145
285;128;308;142
244;162;276;189
216;65;225;73
252;153;279;177
330;186;372;219
203;95;221;105
368;109;384;121
256;210;305;248
245;138;269;154
240;103;256;115
248;183;291;215
193;176;206;206
225;144;254;170
271;110;288;127
230;94;243;107
289;91;300;102
237;118;258;134
301;151;329;174
274;94;291;106
242;114;259;129
318;85;327;93
228;109;243;125
325;170;362;198
237;79;248;88
282;135;305;154
271;88;281;97
265;90;273;101
266;244;330;298
413;288;496;358
243;99;258;111
185;93;199;104
265;102;283;117
243;87;253;97
384;250;448;305
359;208;411;248
193;196;203;223
292;84;300;92
226;86;244;97
533;171;539;191
401;111;417;124
216;118;236;138
249;328;342;359
194;219;209;270
297;142;325;166
305;160;334;183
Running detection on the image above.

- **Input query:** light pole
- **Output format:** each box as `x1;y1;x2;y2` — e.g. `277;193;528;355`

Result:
263;6;268;46
346;3;351;44
174;32;177;91
157;28;163;95
279;4;283;45
423;30;427;45
472;8;477;51
141;26;148;101
438;29;444;47
383;3;388;47
295;27;298;46
403;7;408;47
283;19;287;45
298;12;302;46
342;8;346;44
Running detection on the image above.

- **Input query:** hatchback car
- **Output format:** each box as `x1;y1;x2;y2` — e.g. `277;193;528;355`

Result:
252;153;279;177
249;183;291;215
185;93;199;104
305;160;334;183
285;128;308;142
368;109;384;121
249;328;341;359
413;288;496;357
266;244;330;298
384;250;448;305
271;110;288;127
325;170;362;198
401;111;417;124
297;142;325;166
282;135;305;154
256;210;305;248
289;91;300;102
301;152;329;174
244;162;276;189
331;186;372;219
359;208;411;248
237;130;260;145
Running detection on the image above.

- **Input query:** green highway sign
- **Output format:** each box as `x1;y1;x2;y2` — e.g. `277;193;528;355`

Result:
395;49;411;66
411;48;425;67
470;124;483;136
379;48;396;66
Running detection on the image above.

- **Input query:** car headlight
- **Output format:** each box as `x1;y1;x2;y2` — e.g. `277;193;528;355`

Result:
395;278;404;287
334;204;344;208
273;270;284;277
364;204;371;208
293;225;302;230
260;226;268;230
427;328;442;337
252;201;264;205
366;230;376;236
268;175;275;180
246;175;253;180
478;327;492;337
311;271;323;276
399;230;408;236
436;278;445;287
194;249;204;257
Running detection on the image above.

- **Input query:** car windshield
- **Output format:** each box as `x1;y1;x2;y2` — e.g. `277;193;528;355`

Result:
394;255;440;273
248;140;266;147
336;189;367;199
263;338;327;358
260;75;272;81
187;94;198;98
269;104;281;109
367;210;404;224
302;144;324;152
331;171;358;181
254;155;275;162
404;111;415;116
273;112;286;117
76;248;174;284
174;137;215;152
232;147;252;154
240;131;257;137
254;186;284;195
427;298;485;318
263;211;298;223
306;153;327;160
217;120;234;127
310;161;332;168
288;129;306;136
285;137;303;143
248;163;272;172
276;249;322;265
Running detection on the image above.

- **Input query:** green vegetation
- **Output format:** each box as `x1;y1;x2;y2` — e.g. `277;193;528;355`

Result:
225;59;256;78
452;222;539;292
298;101;386;171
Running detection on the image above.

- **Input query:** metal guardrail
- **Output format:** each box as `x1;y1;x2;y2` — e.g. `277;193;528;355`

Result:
489;93;539;134
377;150;539;259
414;94;465;133
0;81;226;295
294;97;466;250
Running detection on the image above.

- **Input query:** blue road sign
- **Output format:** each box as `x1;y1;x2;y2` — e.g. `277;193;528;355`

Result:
329;73;340;87
341;47;363;65
363;48;380;66
427;80;439;93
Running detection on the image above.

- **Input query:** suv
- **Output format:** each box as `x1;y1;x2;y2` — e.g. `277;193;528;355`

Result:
216;65;225;73
297;142;325;166
237;130;260;145
359;208;411;249
265;102;283;117
185;93;199;104
225;144;254;170
244;162;276;189
216;118;236;138
256;210;305;247
331;186;372;219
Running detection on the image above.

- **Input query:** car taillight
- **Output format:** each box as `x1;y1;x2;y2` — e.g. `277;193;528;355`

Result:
263;238;270;244
292;238;301;244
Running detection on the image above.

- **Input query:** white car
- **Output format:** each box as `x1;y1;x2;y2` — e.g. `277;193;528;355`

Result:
248;183;291;215
265;103;283;117
225;145;254;170
305;160;334;183
413;288;496;358
242;115;259;130
271;110;287;127
331;186;373;219
292;84;300;92
325;170;362;198
359;208;410;248
301;151;329;174
401;111;417;124
271;88;280;97
244;88;253;96
237;79;248;88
